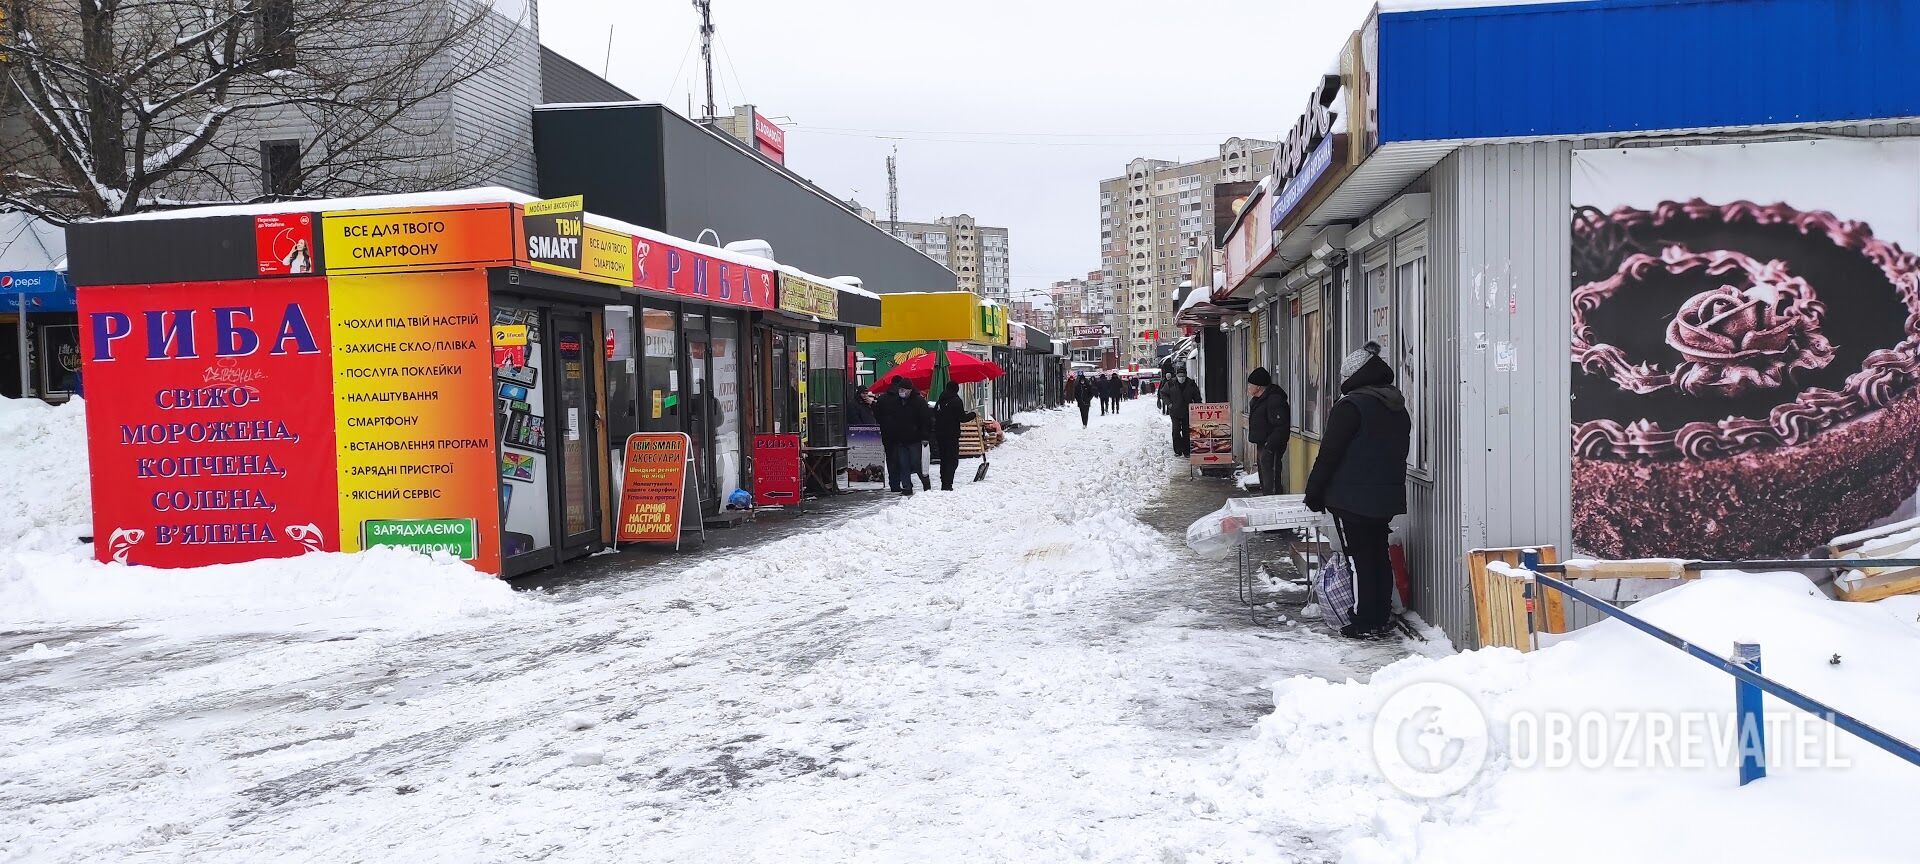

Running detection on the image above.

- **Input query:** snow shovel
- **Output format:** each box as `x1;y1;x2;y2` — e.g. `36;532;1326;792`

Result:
974;449;990;482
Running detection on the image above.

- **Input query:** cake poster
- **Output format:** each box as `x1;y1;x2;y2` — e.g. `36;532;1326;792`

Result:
1570;140;1920;560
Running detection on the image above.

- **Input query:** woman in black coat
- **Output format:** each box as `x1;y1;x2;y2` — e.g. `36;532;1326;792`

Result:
932;381;977;490
1305;342;1411;639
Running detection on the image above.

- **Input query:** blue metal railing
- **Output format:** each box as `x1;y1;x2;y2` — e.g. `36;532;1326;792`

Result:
1519;548;1920;784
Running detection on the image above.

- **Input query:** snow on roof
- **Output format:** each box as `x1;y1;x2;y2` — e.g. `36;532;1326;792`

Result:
827;276;881;300
100;187;537;222
1178;287;1212;313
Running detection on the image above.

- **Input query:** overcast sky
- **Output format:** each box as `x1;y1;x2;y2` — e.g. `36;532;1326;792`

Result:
540;0;1377;304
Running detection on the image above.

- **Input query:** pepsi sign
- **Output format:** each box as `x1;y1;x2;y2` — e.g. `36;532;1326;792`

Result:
0;270;66;294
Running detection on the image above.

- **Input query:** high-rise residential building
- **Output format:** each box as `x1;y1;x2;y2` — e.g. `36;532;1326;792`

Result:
1049;270;1119;366
1099;138;1275;366
889;215;1011;301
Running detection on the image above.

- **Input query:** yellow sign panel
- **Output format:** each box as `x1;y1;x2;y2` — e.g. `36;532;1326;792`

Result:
778;273;840;320
321;204;515;273
491;324;528;346
524;195;584;217
582;226;634;284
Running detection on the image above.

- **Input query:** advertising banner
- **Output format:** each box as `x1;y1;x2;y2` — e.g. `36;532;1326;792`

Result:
520;196;585;272
329;270;500;574
1570;139;1920;560
78;277;342;567
1188;402;1233;466
616;432;691;544
633;237;776;310
777;273;840;320
320;203;515;274
1071;324;1112;338
752;433;803;507
581;226;634;285
253;213;316;276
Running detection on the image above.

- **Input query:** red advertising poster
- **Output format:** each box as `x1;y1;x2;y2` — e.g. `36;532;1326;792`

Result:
617;432;690;544
752;433;803;507
254;213;316;276
1188;402;1233;466
78;277;341;567
632;236;776;310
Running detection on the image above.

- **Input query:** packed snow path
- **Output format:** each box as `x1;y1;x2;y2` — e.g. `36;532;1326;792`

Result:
2;406;1420;863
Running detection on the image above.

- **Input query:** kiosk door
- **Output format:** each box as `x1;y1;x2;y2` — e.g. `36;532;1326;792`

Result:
552;312;601;555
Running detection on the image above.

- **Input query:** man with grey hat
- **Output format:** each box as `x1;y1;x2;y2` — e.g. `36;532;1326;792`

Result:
1245;367;1291;495
1305;341;1412;638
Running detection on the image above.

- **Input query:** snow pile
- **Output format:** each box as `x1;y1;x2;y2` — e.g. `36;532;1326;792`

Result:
0;396;92;550
1180;571;1920;862
0;397;522;633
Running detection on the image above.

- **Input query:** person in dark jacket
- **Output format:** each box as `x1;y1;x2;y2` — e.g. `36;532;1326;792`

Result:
1106;373;1124;414
1304;342;1412;638
932;381;978;491
1164;368;1202;455
872;375;931;495
1246;367;1291;495
1073;374;1095;426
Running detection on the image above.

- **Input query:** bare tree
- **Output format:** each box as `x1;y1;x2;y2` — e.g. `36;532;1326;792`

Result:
0;0;529;225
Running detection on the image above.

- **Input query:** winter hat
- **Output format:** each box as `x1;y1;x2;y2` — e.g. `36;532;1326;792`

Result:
1247;367;1273;387
1341;342;1383;380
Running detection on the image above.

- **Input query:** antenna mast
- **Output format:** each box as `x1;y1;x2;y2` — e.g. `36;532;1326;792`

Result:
886;146;899;233
693;0;716;119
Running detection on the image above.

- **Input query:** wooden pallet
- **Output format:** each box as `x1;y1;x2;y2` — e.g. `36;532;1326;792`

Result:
1829;518;1920;601
1465;546;1565;651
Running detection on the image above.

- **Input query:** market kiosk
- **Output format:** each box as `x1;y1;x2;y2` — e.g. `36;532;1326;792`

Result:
66;188;738;577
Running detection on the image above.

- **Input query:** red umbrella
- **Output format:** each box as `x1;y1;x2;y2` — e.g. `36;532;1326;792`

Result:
869;350;1004;392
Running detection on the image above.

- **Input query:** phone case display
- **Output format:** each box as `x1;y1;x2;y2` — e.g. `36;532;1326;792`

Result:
494;306;551;556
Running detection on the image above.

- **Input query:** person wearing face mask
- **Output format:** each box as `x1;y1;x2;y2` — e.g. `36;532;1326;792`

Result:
873;375;931;495
1164;368;1202;456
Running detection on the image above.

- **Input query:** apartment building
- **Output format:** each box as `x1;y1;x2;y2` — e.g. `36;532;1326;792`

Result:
1049;270;1119;366
1098;138;1275;365
889;215;1011;301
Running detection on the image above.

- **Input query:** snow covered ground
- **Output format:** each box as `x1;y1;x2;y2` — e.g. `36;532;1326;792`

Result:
8;396;1917;863
0;402;1422;863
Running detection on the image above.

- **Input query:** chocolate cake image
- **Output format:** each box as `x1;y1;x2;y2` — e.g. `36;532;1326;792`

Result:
1571;199;1920;560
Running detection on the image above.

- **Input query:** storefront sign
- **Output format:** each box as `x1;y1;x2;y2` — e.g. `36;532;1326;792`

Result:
0;270;64;294
777;273;840;320
1188;402;1233;466
320;204;515;274
752;433;803;507
616;432;691;544
1071;324;1112;338
1270;133;1342;229
846;425;885;487
1267;30;1374;235
582;226;634;284
253;213;316;276
633;238;777;310
76;270;503;572
361;517;478;559
521;196;585;271
754;112;787;164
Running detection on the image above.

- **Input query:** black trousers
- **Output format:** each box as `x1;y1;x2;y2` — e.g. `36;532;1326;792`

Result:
1171;415;1191;455
1257;446;1284;495
1335;510;1393;629
1078;402;1091;425
936;435;960;490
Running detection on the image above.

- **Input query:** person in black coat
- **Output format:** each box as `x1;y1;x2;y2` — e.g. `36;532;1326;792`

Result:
1164;368;1202;455
872;375;931;495
1246;367;1291;495
1106;373;1124;414
932;381;977;491
1304;342;1412;638
1073;374;1095;426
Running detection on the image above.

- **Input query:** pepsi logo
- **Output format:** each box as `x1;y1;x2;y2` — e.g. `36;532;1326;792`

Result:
1;276;11;288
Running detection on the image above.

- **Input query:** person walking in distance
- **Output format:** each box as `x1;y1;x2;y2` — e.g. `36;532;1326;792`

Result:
1073;373;1095;427
873;375;932;496
932;381;977;491
1246;367;1291;495
1164;368;1202;456
1106;373;1124;414
1304;342;1412;639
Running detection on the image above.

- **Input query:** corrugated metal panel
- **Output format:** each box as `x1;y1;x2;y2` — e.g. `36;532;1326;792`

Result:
1381;0;1920;143
1411;153;1471;644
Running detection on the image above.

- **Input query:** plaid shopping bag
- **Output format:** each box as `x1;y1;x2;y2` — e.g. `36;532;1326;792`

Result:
1315;552;1355;630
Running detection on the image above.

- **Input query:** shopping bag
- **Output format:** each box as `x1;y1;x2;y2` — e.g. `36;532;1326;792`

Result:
1314;553;1356;629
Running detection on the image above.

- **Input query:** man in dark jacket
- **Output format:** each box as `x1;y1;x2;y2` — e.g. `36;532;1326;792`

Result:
1073;374;1095;426
1164;368;1202;456
1107;373;1124;413
872;375;931;495
1304;342;1412;639
1246;367;1291;495
932;381;977;491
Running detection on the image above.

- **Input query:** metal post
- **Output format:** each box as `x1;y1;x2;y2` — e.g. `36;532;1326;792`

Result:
1735;641;1766;786
15;294;28;397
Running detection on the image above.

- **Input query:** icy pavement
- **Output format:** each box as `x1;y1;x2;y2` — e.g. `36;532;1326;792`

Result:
1;406;1433;863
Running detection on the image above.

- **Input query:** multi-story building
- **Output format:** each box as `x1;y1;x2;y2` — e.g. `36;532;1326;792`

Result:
1049;270;1119;366
1099;138;1275;366
889;215;1010;301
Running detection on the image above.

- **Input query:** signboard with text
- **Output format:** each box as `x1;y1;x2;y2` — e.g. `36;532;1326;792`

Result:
777;272;840;320
253;213;316;276
752;433;803;507
616;432;692;544
320;203;515;274
1188;403;1233;466
633;237;776;310
76;271;503;572
520;195;585;271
